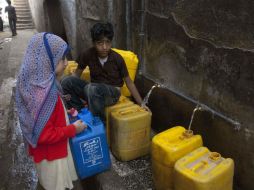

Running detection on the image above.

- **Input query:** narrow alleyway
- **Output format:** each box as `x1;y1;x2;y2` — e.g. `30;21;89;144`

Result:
13;0;34;30
1;0;253;189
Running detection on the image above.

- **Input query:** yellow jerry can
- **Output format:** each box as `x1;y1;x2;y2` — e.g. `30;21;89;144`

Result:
174;147;234;190
80;66;90;81
64;61;90;81
110;104;151;161
64;61;78;75
152;126;203;190
111;48;139;97
105;96;134;146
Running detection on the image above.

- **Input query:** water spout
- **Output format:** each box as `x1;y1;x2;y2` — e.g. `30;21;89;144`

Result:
142;83;161;106
188;105;203;131
188;103;241;131
141;75;241;131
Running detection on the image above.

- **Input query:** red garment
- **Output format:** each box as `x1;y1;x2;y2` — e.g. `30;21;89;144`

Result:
29;96;76;163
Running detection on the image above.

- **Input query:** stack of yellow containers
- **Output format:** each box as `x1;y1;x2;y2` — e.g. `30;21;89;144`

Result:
80;67;90;81
110;104;151;161
64;61;90;81
151;126;203;190
64;61;78;75
63;49;147;163
111;48;139;97
174;147;234;190
105;96;134;146
64;48;138;97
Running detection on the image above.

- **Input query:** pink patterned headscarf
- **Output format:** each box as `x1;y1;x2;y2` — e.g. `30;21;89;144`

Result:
16;33;69;147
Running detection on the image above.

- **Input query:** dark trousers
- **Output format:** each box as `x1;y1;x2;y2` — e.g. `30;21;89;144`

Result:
9;18;16;35
61;76;120;121
0;17;3;31
61;76;88;111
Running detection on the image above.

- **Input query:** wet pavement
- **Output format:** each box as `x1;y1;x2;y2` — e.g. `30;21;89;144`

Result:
0;98;37;190
0;29;155;190
0;29;37;190
80;153;155;190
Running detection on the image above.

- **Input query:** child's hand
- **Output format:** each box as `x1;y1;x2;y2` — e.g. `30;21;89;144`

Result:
73;120;87;134
62;94;71;101
141;103;151;113
67;108;78;117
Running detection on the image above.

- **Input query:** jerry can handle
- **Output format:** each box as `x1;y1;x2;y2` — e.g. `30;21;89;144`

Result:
80;120;92;130
85;123;92;132
119;99;128;103
75;121;92;137
191;160;208;172
80;107;89;114
118;108;140;115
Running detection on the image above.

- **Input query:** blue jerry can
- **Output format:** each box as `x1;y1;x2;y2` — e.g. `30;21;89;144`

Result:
69;108;111;179
77;108;93;124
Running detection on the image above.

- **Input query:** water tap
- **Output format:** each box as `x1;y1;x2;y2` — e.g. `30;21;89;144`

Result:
194;106;202;112
142;83;160;106
188;105;203;131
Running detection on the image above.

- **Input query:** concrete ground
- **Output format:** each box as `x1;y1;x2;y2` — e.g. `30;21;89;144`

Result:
0;29;37;190
0;29;155;190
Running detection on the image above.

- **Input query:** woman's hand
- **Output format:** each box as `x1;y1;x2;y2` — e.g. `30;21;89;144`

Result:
73;120;87;134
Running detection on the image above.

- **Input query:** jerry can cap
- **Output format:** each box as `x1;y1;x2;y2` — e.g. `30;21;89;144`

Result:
180;130;194;139
209;152;221;162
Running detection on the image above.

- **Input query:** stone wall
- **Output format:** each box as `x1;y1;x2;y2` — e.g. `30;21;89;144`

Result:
28;0;128;59
43;0;66;41
59;0;77;58
75;0;127;58
133;1;254;190
28;0;68;54
28;0;45;32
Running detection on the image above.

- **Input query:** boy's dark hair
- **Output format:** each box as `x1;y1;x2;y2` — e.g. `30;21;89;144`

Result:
6;0;11;5
90;22;114;42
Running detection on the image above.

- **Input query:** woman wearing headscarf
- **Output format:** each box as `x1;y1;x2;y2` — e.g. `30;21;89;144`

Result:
16;33;86;190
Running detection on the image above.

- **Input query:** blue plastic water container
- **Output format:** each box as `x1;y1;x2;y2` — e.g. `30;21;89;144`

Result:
77;108;93;124
69;108;111;179
68;108;92;124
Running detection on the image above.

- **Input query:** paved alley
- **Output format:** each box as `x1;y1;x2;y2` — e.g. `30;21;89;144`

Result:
0;29;37;190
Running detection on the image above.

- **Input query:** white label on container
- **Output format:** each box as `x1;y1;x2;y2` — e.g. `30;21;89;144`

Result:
80;137;104;167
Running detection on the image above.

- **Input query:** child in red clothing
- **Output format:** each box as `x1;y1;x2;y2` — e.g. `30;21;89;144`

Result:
16;33;86;190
